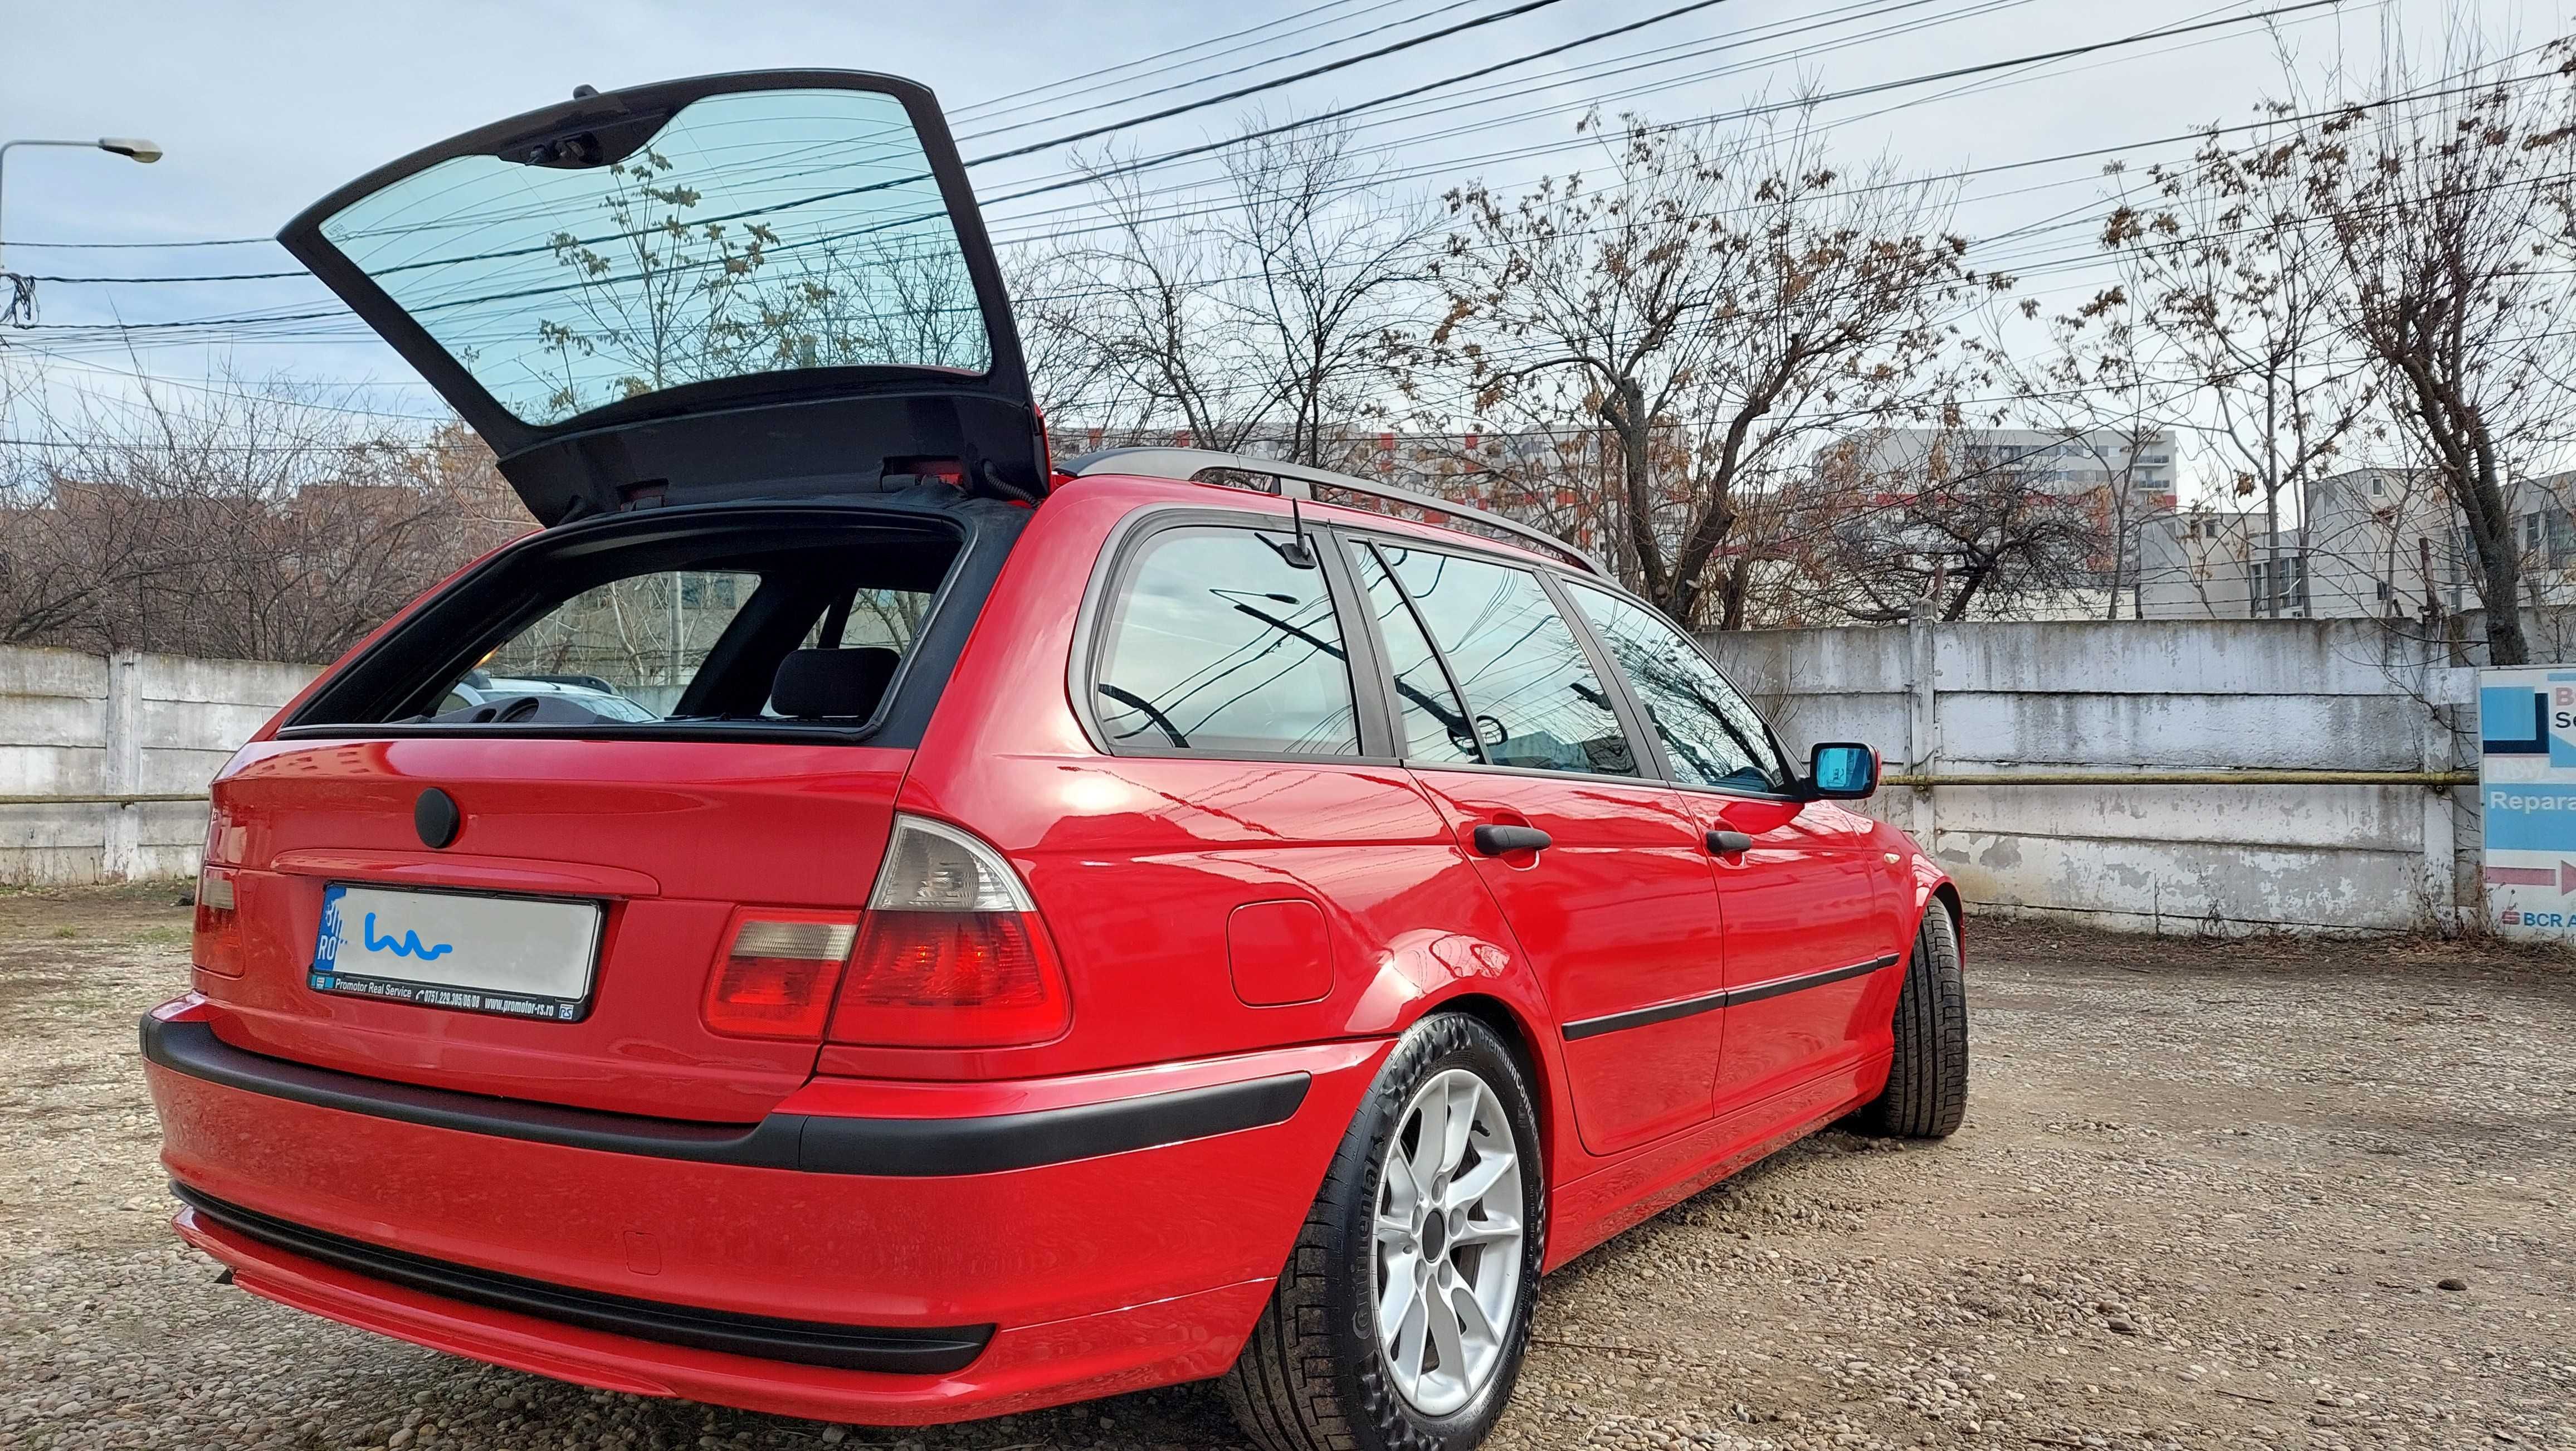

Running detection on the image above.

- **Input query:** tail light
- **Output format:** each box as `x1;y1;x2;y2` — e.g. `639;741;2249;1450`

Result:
828;815;1070;1049
701;910;855;1040
193;866;243;977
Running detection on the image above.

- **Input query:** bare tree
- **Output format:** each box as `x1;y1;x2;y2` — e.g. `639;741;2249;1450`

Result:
2104;111;2370;619
1789;425;2107;623
529;145;987;421
1977;288;2189;618
1026;153;1276;451
1411;108;1991;629
1023;118;1431;459
1009;248;1131;429
0;372;528;663
2304;41;2576;665
1218;119;1436;465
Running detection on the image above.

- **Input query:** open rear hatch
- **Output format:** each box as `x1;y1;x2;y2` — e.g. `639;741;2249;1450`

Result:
277;70;1050;523
192;74;1051;1123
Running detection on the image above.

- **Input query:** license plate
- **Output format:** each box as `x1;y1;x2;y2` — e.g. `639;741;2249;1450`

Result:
308;883;604;1022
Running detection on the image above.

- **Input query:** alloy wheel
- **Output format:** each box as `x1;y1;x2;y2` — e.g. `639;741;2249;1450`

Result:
1373;1066;1526;1416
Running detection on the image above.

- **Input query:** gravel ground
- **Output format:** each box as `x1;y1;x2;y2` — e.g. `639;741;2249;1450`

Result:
2;887;2570;1451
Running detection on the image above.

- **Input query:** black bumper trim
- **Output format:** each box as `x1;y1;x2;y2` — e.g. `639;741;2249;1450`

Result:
142;1016;1310;1176
173;1183;991;1374
1560;953;1901;1042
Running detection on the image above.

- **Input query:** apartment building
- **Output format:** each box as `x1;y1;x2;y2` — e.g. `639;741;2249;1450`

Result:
2139;468;2576;620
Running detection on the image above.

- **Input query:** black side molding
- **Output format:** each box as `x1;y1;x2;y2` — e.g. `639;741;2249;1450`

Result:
143;1016;1308;1176
1559;986;1728;1043
1559;953;1901;1042
1724;953;1900;1008
174;1183;991;1374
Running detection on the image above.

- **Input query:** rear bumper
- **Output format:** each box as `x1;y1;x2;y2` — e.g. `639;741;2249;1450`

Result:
144;1000;1386;1424
143;1013;1314;1176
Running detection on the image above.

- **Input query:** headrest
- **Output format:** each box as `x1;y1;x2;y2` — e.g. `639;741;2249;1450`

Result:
770;647;901;720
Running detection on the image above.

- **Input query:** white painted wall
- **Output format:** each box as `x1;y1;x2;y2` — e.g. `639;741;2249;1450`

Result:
0;647;316;884
1705;616;2472;934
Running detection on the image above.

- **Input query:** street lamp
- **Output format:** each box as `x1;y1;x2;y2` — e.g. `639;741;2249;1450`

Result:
0;135;166;294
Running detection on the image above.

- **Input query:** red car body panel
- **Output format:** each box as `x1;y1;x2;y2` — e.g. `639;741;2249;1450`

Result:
1406;767;1731;1159
201;736;913;1121
173;1210;1279;1425
1683;792;1909;1112
150;470;1959;1424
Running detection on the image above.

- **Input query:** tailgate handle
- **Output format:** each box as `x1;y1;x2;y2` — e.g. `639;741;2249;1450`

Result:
1706;830;1755;856
1471;825;1553;857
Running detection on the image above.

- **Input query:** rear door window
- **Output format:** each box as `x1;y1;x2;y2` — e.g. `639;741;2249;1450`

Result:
1374;544;1637;776
1091;526;1361;756
1352;546;1480;765
1564;582;1788;793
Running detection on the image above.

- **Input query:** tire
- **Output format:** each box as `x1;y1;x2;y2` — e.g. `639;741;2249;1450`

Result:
1222;1012;1545;1451
1854;896;1969;1139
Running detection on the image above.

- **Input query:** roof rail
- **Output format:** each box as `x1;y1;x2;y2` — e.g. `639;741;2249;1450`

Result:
1061;446;1608;577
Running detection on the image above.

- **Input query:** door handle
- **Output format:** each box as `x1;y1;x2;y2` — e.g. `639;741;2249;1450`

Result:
1471;824;1553;856
1705;829;1754;856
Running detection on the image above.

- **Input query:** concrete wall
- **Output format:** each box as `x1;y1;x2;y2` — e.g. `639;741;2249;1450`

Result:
1705;616;2473;934
0;647;316;884
0;626;2493;932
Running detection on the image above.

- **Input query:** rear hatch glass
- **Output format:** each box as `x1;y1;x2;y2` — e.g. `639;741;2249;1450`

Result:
277;72;1047;523
318;87;991;427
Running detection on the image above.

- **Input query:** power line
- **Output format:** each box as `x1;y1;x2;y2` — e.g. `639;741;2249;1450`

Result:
18;0;1677;306
971;0;2047;228
968;0;2358;249
14;0;1930;285
16;0;2539;420
955;0;1492;142
2;343;454;422
963;0;1578;167
980;0;2355;211
948;0;1372;120
16;0;2373;323
1;0;2304;289
0;1;1414;252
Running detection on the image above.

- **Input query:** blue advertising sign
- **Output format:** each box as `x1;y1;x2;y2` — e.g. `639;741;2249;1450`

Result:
2478;668;2576;936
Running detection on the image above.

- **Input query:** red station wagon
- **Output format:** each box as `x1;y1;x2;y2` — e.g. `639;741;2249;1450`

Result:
142;72;1969;1451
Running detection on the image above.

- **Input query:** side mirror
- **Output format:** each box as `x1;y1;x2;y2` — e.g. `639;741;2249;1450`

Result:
1807;743;1880;800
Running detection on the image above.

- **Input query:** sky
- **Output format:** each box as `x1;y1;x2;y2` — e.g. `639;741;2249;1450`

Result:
0;0;2549;490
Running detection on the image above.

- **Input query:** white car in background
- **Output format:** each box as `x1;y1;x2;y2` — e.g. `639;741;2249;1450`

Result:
432;671;661;724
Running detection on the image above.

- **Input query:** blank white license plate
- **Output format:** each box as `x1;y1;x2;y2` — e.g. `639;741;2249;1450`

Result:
308;883;604;1022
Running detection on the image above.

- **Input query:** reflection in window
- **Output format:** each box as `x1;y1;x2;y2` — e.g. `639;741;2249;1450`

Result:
475;570;762;718
1353;548;1480;764
1095;529;1360;756
1566;583;1785;792
1375;546;1635;776
797;588;931;651
320;89;992;425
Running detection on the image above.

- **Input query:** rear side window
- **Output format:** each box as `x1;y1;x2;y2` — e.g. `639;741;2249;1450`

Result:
1375;545;1637;776
1565;582;1788;792
1091;527;1361;756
